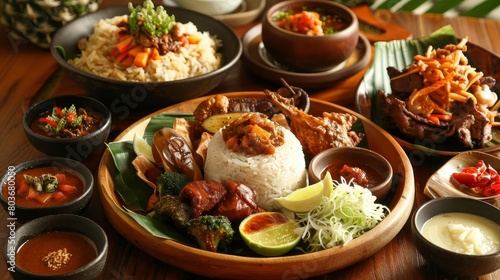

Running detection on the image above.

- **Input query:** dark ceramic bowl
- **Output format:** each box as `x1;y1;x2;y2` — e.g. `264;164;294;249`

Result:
0;157;94;224
50;6;242;108
4;214;108;280
23;95;111;161
411;197;500;277
308;147;393;201
261;0;359;73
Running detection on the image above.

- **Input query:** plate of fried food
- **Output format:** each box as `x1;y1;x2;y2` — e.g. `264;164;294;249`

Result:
355;25;500;157
97;80;415;279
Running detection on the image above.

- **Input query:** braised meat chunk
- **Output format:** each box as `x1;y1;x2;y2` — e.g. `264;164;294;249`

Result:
212;180;263;222
179;180;227;219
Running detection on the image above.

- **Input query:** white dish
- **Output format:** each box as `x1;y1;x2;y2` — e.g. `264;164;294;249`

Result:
163;0;265;27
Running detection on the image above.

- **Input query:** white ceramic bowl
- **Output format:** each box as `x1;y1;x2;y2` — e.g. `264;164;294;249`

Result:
172;0;244;16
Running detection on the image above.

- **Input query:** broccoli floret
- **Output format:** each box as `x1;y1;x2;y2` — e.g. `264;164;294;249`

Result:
157;172;191;196
185;215;234;252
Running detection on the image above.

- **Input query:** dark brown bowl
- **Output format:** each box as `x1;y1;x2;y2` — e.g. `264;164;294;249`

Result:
261;0;359;73
411;197;500;277
23;95;111;161
308;147;393;202
4;214;108;280
50;6;242;108
0;157;94;224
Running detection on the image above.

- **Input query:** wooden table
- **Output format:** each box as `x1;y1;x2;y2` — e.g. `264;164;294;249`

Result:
1;1;499;279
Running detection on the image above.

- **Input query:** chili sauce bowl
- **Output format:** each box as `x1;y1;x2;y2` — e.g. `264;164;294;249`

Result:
0;157;94;224
4;214;108;280
23;95;111;161
261;0;359;73
411;197;500;277
308;146;393;202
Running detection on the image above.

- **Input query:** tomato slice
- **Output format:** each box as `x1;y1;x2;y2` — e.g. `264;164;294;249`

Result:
452;172;477;185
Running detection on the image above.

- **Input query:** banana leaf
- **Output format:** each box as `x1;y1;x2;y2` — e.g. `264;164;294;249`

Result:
143;113;194;144
363;25;457;126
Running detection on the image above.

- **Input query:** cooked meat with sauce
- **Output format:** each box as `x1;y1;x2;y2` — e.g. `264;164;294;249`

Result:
221;113;284;156
264;90;363;157
179;180;227;219
212;180;263;222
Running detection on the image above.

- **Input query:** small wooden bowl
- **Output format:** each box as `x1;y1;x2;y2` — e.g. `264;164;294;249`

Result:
261;0;359;73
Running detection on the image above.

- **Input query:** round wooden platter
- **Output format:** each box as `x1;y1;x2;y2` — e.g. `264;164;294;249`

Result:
97;92;415;279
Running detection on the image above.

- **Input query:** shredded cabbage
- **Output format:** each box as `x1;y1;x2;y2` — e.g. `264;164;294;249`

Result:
296;179;389;252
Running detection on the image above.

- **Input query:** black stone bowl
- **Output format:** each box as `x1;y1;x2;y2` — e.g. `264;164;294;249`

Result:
50;6;242;109
0;157;94;224
23;95;111;161
411;197;500;277
4;214;108;280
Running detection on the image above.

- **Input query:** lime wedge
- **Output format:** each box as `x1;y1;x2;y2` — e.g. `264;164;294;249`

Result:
133;133;155;162
274;172;333;213
239;212;301;257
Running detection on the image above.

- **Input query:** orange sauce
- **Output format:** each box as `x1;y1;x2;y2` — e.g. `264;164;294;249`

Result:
321;161;384;188
2;167;84;207
16;231;97;275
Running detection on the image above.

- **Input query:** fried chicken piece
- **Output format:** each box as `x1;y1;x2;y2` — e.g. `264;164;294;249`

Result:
179;180;227;219
264;89;364;157
212;180;263;222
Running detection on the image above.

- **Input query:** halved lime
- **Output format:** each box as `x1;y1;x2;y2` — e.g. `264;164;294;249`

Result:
133;133;155;162
274;172;333;213
239;212;302;257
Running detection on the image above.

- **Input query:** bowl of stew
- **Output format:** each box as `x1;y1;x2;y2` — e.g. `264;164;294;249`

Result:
23;95;111;161
261;0;359;73
0;157;94;224
308;146;393;202
5;214;108;280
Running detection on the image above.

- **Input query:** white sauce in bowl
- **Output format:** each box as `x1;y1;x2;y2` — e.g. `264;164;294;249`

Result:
421;212;500;255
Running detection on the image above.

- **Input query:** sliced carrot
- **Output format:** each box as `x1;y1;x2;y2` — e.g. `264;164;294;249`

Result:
146;194;159;211
428;115;440;124
35;192;53;204
110;48;120;59
52;191;66;201
433;114;452;121
115;35;134;53
250;125;271;139
27;187;39;200
225;135;238;149
17;180;30;195
188;35;201;44
121;56;134;67
127;45;144;57
58;184;77;193
133;52;149;68
151;48;161;60
114;52;128;63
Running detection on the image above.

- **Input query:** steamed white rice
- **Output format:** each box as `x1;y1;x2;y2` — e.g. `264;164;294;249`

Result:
204;127;308;211
68;15;222;82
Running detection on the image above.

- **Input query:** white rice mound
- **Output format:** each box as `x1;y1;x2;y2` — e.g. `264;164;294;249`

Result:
204;127;308;211
68;15;222;82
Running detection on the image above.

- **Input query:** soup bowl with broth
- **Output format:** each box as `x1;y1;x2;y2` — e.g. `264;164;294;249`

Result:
411;197;500;277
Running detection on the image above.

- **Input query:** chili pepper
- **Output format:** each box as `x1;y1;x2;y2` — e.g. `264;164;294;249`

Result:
54;106;64;117
39;117;57;127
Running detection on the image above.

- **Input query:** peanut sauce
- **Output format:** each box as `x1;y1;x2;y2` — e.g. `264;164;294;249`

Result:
16;231;97;275
222;113;285;156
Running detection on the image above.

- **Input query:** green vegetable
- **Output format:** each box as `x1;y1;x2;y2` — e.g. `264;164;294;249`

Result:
296;179;389;252
24;174;59;193
157;172;191;197
42;104;83;134
185;215;234;252
128;0;175;36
